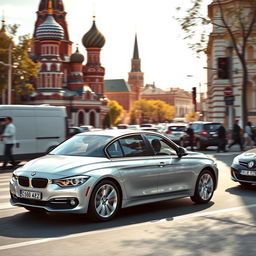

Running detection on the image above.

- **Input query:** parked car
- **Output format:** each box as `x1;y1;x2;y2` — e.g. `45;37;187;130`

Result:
231;148;256;187
79;125;94;132
140;123;154;128
10;130;218;221
163;123;188;144
68;126;84;137
117;124;129;129
180;122;221;150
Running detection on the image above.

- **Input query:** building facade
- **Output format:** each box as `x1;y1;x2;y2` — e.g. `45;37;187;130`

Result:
27;0;108;127
206;0;256;128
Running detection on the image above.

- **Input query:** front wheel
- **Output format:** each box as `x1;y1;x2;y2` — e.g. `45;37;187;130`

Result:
88;180;121;221
191;170;215;204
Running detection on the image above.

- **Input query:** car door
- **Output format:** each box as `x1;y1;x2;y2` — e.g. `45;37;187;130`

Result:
144;134;194;196
106;134;159;201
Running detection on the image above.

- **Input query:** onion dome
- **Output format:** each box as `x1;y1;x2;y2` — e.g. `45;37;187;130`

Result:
39;0;64;11
36;14;64;41
0;19;12;42
82;18;105;48
70;47;84;63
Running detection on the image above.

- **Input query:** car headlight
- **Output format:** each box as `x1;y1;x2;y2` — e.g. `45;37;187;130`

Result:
232;156;239;165
12;173;18;181
52;176;90;187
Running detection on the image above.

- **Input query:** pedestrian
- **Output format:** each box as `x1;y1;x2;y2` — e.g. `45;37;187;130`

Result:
186;123;194;151
244;121;253;149
0;117;18;168
216;123;227;152
228;120;243;151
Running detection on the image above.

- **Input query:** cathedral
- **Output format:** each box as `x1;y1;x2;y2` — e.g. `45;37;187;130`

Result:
28;0;109;127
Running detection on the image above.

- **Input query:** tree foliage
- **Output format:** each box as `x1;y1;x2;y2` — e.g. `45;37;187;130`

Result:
185;111;200;122
130;99;175;124
104;100;124;127
176;0;256;127
0;24;38;102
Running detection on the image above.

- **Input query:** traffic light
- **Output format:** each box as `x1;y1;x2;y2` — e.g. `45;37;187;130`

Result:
192;87;196;104
217;57;230;79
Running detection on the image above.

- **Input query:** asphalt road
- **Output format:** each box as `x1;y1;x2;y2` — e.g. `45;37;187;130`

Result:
0;149;256;256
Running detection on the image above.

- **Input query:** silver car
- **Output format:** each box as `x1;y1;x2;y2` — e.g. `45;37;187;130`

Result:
10;130;218;221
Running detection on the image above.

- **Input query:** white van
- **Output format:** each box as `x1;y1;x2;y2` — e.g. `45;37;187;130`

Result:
0;105;67;161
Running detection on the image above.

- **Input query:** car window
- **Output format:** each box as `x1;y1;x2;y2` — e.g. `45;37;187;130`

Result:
119;135;151;157
192;123;201;132
204;123;220;131
50;135;112;157
106;141;123;158
168;126;186;131
144;134;177;156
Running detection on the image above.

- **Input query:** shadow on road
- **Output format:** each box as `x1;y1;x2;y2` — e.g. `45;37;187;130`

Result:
0;199;214;239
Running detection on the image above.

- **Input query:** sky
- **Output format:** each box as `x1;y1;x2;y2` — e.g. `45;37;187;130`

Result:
0;0;211;92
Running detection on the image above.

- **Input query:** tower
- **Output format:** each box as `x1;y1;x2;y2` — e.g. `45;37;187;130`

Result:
128;34;144;100
82;17;106;97
35;0;64;89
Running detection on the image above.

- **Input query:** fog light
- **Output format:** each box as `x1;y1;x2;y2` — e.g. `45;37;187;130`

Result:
70;199;76;206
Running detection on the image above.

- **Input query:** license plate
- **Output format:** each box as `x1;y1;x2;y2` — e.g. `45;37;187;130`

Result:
20;190;42;200
241;170;256;176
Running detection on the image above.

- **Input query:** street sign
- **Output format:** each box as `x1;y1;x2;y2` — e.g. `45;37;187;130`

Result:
224;95;235;105
224;86;233;96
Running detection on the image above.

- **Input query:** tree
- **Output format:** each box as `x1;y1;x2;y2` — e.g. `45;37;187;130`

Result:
185;111;200;122
104;100;124;127
177;0;256;127
0;24;38;102
130;99;175;124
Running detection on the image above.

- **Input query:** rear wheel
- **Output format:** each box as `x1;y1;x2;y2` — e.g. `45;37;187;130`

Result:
191;170;215;204
88;180;121;221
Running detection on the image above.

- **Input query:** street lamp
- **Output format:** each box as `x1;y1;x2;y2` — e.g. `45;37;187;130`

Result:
0;41;12;104
226;40;234;130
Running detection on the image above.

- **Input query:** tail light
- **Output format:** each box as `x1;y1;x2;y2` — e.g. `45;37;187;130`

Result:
165;131;171;134
201;130;208;135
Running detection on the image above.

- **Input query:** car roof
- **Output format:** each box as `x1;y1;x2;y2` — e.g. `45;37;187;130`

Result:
76;129;162;138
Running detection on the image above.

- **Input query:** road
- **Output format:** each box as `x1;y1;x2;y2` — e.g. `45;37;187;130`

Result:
0;149;256;256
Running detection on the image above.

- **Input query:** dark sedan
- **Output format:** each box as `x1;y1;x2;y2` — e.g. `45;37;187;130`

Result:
231;148;256;186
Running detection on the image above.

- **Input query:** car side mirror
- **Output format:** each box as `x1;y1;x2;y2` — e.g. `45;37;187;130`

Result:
178;147;188;158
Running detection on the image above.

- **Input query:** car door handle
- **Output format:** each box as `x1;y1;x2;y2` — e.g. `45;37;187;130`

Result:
159;162;166;167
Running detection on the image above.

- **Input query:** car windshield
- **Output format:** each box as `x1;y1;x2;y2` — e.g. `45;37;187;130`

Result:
168;126;186;131
204;123;220;131
50;135;112;157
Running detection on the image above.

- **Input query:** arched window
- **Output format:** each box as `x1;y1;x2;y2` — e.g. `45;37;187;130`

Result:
41;64;47;72
78;111;85;126
51;64;57;71
248;46;254;60
89;111;95;126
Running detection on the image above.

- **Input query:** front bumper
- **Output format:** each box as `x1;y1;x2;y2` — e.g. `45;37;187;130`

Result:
9;176;96;213
231;167;256;184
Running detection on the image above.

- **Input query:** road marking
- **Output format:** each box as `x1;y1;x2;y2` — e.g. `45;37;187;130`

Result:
0;195;10;199
1;203;256;251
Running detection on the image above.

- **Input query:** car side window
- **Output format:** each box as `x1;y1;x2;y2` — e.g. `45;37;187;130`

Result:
145;134;177;156
119;135;151;157
106;141;123;158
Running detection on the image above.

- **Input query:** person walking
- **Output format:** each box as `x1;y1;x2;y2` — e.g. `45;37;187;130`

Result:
216;123;227;152
244;121;253;149
186;124;194;151
228;120;243;151
0;117;17;168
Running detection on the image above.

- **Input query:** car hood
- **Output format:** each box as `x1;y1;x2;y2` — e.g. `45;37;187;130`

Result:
17;155;110;177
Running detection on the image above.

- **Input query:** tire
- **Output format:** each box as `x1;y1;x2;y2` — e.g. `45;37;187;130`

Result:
196;140;203;150
191;170;215;204
180;139;185;147
88;180;121;222
239;182;252;188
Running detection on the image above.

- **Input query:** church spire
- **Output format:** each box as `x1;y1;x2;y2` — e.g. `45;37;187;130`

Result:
133;34;139;59
130;34;141;72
